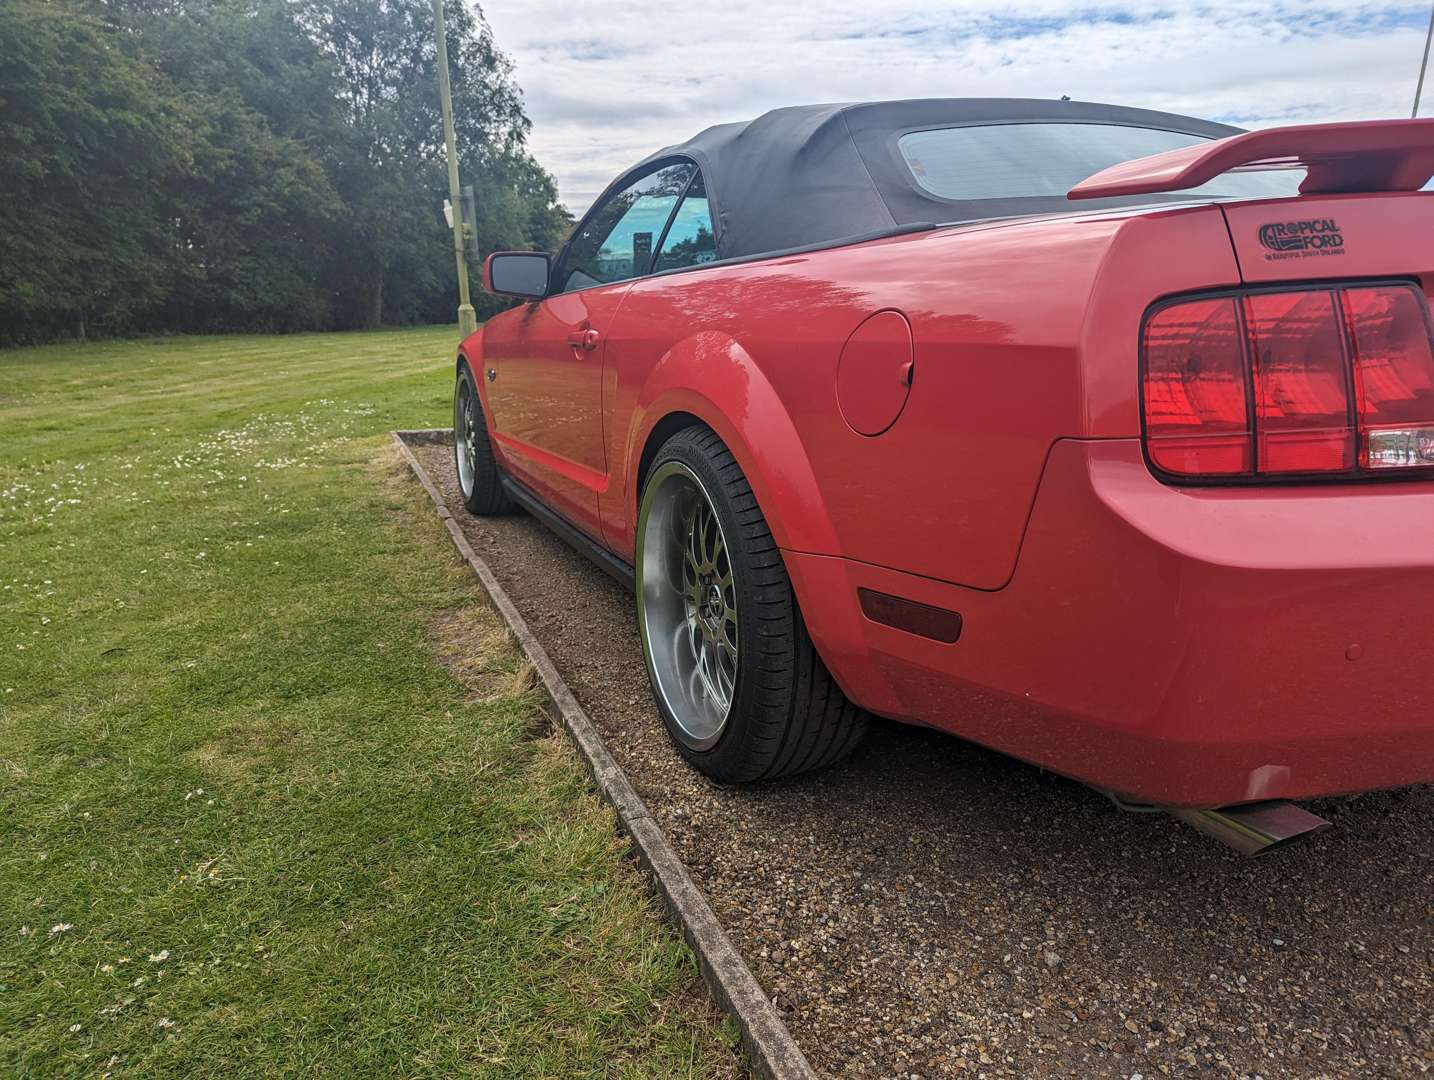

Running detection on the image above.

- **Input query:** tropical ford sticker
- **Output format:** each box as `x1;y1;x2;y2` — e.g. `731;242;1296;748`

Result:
1258;218;1346;261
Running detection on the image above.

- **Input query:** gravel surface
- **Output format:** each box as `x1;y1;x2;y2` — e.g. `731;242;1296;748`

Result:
415;442;1434;1080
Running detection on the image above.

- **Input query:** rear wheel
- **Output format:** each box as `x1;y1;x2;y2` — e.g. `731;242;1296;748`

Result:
636;426;867;782
454;361;514;516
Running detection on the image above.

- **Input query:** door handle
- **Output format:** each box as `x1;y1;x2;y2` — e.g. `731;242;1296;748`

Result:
566;328;600;352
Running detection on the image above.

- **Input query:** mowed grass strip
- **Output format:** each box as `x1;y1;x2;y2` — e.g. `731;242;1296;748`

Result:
0;329;742;1078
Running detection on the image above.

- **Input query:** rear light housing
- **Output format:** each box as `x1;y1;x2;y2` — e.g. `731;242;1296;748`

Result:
1141;281;1434;481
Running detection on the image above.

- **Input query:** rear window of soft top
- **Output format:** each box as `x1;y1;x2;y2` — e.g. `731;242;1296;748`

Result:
897;122;1301;203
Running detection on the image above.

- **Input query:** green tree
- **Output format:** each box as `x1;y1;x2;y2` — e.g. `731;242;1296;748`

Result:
101;0;349;331
0;0;194;341
0;0;570;343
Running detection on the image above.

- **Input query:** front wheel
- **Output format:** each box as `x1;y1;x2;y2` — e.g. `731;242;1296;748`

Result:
453;361;514;516
635;426;867;782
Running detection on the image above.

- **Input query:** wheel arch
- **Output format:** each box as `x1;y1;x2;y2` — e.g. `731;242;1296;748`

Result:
624;333;841;559
454;336;510;475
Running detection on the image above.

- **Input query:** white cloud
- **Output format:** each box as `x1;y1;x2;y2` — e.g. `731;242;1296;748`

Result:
481;1;1434;211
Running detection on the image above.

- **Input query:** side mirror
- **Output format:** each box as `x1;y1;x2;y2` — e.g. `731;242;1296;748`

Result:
484;251;550;299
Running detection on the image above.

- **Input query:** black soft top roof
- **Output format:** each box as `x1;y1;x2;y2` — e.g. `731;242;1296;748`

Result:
613;98;1240;261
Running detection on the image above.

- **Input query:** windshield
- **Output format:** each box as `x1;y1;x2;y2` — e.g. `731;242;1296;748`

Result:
898;122;1301;204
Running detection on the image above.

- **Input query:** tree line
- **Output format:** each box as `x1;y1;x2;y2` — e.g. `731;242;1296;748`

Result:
0;0;572;345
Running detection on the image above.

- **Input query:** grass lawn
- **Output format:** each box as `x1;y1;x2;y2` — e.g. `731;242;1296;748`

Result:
0;328;741;1078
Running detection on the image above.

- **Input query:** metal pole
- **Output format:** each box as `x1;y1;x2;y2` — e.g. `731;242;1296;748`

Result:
1415;0;1434;118
434;0;477;337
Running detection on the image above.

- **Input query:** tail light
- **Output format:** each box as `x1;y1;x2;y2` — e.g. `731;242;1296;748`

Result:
1142;282;1434;480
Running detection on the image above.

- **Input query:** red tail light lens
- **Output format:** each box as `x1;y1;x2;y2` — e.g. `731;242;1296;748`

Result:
1343;285;1434;470
1142;298;1251;475
1142;282;1434;480
1244;291;1354;473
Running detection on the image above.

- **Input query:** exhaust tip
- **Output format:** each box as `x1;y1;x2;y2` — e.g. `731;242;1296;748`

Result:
1169;800;1332;857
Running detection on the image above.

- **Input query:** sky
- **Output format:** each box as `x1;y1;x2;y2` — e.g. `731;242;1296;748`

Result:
481;1;1434;214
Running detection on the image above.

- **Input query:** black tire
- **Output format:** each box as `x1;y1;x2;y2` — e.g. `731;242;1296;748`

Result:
636;426;867;782
453;360;515;516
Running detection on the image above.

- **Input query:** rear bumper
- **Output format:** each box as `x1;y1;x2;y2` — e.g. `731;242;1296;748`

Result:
786;438;1434;808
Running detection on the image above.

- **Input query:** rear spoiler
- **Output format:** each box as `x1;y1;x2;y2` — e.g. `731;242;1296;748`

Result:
1068;118;1434;200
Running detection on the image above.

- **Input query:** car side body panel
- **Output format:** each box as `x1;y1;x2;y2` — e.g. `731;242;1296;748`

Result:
479;282;632;540
594;212;1220;589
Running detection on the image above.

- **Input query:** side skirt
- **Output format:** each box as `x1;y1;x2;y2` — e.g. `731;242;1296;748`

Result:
499;474;636;591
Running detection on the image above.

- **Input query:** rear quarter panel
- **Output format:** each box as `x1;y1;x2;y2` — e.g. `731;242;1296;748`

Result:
607;207;1240;590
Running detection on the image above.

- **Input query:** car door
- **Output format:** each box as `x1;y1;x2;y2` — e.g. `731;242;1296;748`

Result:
484;161;696;542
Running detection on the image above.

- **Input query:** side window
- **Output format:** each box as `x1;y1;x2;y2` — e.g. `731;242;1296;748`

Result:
653;173;716;272
560;162;694;293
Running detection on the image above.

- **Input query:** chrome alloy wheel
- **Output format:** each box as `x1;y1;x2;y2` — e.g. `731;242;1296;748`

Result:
637;461;739;750
454;376;478;498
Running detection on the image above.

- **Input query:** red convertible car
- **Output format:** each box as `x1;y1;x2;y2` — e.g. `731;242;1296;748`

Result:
454;98;1434;828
